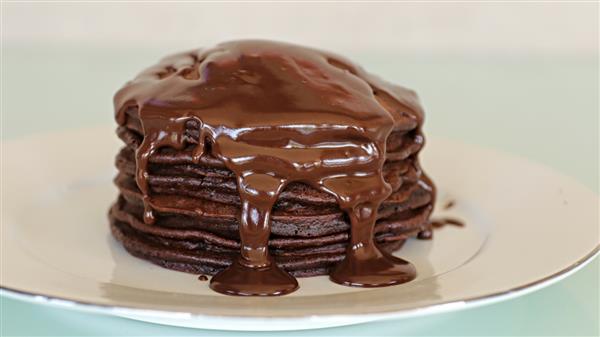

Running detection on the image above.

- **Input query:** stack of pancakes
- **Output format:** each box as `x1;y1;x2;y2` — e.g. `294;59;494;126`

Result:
109;107;434;277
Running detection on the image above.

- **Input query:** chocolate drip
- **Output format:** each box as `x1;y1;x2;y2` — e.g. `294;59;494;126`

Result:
114;40;429;296
443;200;455;210
418;217;465;240
431;217;464;228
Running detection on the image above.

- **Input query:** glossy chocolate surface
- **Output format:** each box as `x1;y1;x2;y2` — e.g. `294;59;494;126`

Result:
114;40;430;296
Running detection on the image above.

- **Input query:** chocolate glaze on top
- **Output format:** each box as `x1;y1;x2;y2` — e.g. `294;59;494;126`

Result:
114;40;429;296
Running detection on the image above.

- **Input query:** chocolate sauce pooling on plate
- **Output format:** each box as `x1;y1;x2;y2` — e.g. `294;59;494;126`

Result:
114;40;425;296
418;217;465;240
443;200;455;210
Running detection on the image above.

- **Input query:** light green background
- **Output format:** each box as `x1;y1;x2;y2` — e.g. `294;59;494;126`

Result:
1;46;598;336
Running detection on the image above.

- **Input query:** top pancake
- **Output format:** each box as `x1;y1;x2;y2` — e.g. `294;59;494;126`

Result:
114;40;424;139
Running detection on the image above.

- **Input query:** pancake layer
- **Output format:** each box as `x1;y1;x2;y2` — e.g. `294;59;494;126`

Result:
109;117;434;276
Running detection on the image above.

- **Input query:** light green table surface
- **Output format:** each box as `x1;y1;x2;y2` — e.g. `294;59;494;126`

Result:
1;46;598;336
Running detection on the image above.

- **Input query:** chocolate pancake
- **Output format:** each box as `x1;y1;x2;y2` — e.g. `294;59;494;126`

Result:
109;40;435;296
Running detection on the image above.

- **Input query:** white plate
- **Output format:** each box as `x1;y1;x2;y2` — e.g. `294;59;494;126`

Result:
1;127;598;331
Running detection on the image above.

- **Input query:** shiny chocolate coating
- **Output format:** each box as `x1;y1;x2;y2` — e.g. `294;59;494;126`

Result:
114;40;432;296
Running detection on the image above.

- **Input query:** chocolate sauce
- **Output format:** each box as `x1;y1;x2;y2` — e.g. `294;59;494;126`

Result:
431;217;464;228
418;217;465;240
417;229;433;240
114;40;427;296
197;275;208;281
443;200;455;210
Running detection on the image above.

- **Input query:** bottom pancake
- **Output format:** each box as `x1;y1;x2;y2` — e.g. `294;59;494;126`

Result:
109;202;429;277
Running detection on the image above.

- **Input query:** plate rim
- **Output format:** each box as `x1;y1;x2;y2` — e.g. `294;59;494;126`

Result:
1;247;598;328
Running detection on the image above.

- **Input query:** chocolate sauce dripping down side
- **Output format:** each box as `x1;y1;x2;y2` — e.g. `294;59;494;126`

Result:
114;40;432;296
